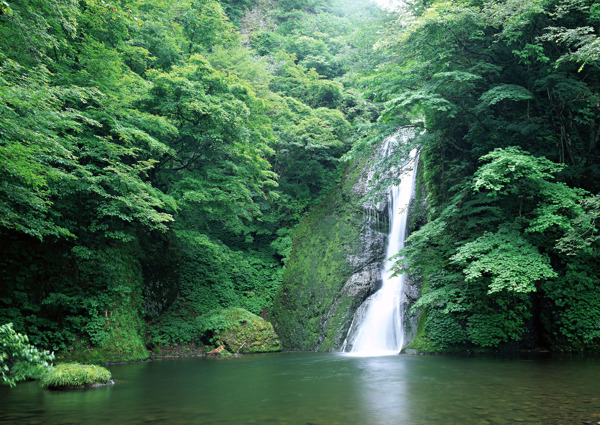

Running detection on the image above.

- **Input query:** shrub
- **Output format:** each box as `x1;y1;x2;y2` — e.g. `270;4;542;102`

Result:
1;323;54;387
41;363;112;389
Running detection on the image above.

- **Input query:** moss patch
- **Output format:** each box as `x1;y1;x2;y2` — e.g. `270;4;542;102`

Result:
59;308;149;364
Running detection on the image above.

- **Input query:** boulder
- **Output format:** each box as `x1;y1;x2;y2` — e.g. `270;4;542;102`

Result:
201;308;281;353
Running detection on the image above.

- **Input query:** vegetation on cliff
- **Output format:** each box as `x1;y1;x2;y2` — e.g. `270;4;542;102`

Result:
272;154;374;351
376;0;600;352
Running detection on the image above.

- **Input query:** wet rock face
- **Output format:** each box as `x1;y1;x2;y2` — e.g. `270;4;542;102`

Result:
402;274;422;345
272;142;395;351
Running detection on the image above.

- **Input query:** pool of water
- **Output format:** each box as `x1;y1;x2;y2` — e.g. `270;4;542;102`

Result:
1;352;600;424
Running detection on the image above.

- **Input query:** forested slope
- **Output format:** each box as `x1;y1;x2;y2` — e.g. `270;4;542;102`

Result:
0;0;386;360
368;0;600;351
274;0;600;353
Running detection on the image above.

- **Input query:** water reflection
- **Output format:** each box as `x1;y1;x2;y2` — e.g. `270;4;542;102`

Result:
2;353;600;425
352;355;410;424
346;353;600;425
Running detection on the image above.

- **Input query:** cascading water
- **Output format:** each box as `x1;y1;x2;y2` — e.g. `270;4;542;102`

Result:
342;132;419;356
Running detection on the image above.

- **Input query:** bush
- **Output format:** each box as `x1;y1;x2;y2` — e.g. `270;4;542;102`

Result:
1;323;54;387
60;307;150;364
41;363;112;389
10;361;48;382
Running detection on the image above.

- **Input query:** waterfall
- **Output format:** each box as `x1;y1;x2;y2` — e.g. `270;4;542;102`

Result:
342;132;419;356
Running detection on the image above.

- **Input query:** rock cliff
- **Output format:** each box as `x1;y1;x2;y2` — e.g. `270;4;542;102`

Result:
272;135;416;351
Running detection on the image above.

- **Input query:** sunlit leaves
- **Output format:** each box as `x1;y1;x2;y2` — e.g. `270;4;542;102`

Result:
542;26;600;71
0;0;79;66
474;146;586;235
0;62;87;238
451;223;557;293
181;0;234;53
0;323;54;387
474;147;564;195
477;84;533;109
208;45;272;96
142;54;277;235
512;43;550;65
383;90;457;121
483;0;546;43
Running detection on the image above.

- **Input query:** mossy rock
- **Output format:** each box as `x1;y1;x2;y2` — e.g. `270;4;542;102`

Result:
272;151;388;351
41;363;113;390
201;308;281;353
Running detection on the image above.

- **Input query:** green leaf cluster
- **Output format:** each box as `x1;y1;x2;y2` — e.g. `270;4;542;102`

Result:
1;323;54;387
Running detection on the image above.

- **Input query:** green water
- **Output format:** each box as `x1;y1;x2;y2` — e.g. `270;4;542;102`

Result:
1;352;600;424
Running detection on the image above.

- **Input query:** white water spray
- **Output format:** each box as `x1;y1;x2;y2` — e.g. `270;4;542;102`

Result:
343;133;419;356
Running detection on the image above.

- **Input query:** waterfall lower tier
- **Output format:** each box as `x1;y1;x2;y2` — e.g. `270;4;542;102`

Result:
343;133;419;356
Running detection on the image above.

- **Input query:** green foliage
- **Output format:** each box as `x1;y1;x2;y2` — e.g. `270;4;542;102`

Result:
208;45;272;95
0;323;54;387
473;147;565;195
0;61;87;239
181;0;235;53
423;309;467;350
269;52;346;109
542;261;600;350
41;363;111;389
374;0;600;351
21;0;600;358
62;308;150;364
1;0;339;358
476;84;533;110
148;231;283;346
219;0;256;24
0;0;178;363
451;223;557;294
142;54;277;236
556;195;600;256
399;146;593;348
0;237;151;362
